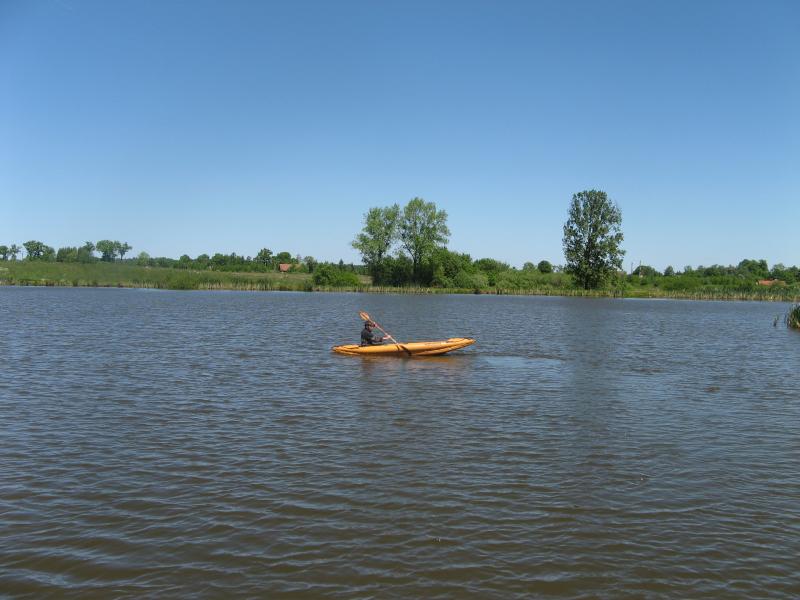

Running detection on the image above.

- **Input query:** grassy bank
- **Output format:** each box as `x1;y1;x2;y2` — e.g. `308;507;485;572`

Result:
1;261;798;301
0;261;322;291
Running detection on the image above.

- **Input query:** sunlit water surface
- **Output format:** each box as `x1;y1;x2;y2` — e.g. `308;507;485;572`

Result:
1;287;798;598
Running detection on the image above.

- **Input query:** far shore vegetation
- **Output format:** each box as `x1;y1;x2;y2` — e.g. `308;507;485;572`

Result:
2;245;797;302
2;191;799;302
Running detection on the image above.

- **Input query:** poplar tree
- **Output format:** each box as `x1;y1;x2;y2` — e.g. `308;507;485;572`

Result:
352;204;401;281
399;198;450;283
562;190;625;289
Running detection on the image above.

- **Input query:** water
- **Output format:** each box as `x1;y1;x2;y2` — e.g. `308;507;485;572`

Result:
1;287;798;598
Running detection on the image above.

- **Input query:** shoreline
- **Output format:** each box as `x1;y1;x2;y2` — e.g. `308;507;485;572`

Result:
2;278;797;303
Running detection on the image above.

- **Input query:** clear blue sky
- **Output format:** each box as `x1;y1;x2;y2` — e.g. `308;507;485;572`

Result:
1;0;798;270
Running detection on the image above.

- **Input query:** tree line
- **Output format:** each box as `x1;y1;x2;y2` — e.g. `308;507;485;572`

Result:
349;191;798;290
139;249;325;273
349;192;615;288
628;260;800;289
0;239;359;277
0;240;133;262
4;189;798;291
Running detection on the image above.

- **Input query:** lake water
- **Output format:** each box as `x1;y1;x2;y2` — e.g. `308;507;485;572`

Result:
1;287;799;598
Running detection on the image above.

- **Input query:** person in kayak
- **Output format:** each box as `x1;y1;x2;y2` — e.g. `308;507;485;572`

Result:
361;321;387;345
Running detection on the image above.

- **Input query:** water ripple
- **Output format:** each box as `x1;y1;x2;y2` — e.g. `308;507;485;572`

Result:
1;289;799;598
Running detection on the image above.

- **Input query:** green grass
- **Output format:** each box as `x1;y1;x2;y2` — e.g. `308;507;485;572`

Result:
1;261;798;302
0;261;319;291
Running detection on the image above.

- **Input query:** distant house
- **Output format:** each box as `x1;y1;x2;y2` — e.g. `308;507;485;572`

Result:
278;263;292;273
757;279;786;286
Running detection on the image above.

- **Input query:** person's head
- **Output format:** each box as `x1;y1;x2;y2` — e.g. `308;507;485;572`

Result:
364;321;373;329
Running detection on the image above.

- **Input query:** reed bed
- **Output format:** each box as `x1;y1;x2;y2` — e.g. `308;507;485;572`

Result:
787;305;800;329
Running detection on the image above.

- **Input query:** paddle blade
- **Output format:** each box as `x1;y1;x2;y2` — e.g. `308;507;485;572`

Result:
358;311;371;321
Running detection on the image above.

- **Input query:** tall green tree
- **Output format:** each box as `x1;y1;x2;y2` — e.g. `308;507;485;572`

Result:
352;204;401;280
399;198;450;282
303;255;317;273
736;259;769;280
115;242;132;260
96;240;117;262
22;240;40;259
562;189;625;289
56;247;79;262
255;248;273;268
0;245;8;260
9;244;21;260
23;240;54;260
75;241;96;263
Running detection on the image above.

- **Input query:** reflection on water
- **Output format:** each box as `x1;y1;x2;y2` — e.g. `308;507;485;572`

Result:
1;288;799;599
355;353;477;375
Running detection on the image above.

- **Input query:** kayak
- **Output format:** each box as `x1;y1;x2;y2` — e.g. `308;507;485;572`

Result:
332;337;475;357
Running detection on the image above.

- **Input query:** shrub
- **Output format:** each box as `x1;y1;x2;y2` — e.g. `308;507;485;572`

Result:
431;265;452;288
453;271;488;290
474;257;510;274
313;264;361;287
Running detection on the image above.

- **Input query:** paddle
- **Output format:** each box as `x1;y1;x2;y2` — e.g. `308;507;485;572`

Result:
359;311;412;356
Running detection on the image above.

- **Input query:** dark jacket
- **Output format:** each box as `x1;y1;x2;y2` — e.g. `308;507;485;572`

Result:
361;326;381;345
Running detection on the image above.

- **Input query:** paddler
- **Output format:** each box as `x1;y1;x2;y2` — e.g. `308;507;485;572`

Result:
361;321;387;346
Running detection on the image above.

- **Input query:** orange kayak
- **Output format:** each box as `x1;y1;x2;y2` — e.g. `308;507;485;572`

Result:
332;337;475;357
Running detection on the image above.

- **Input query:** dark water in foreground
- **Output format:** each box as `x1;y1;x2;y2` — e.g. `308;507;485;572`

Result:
1;287;799;599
